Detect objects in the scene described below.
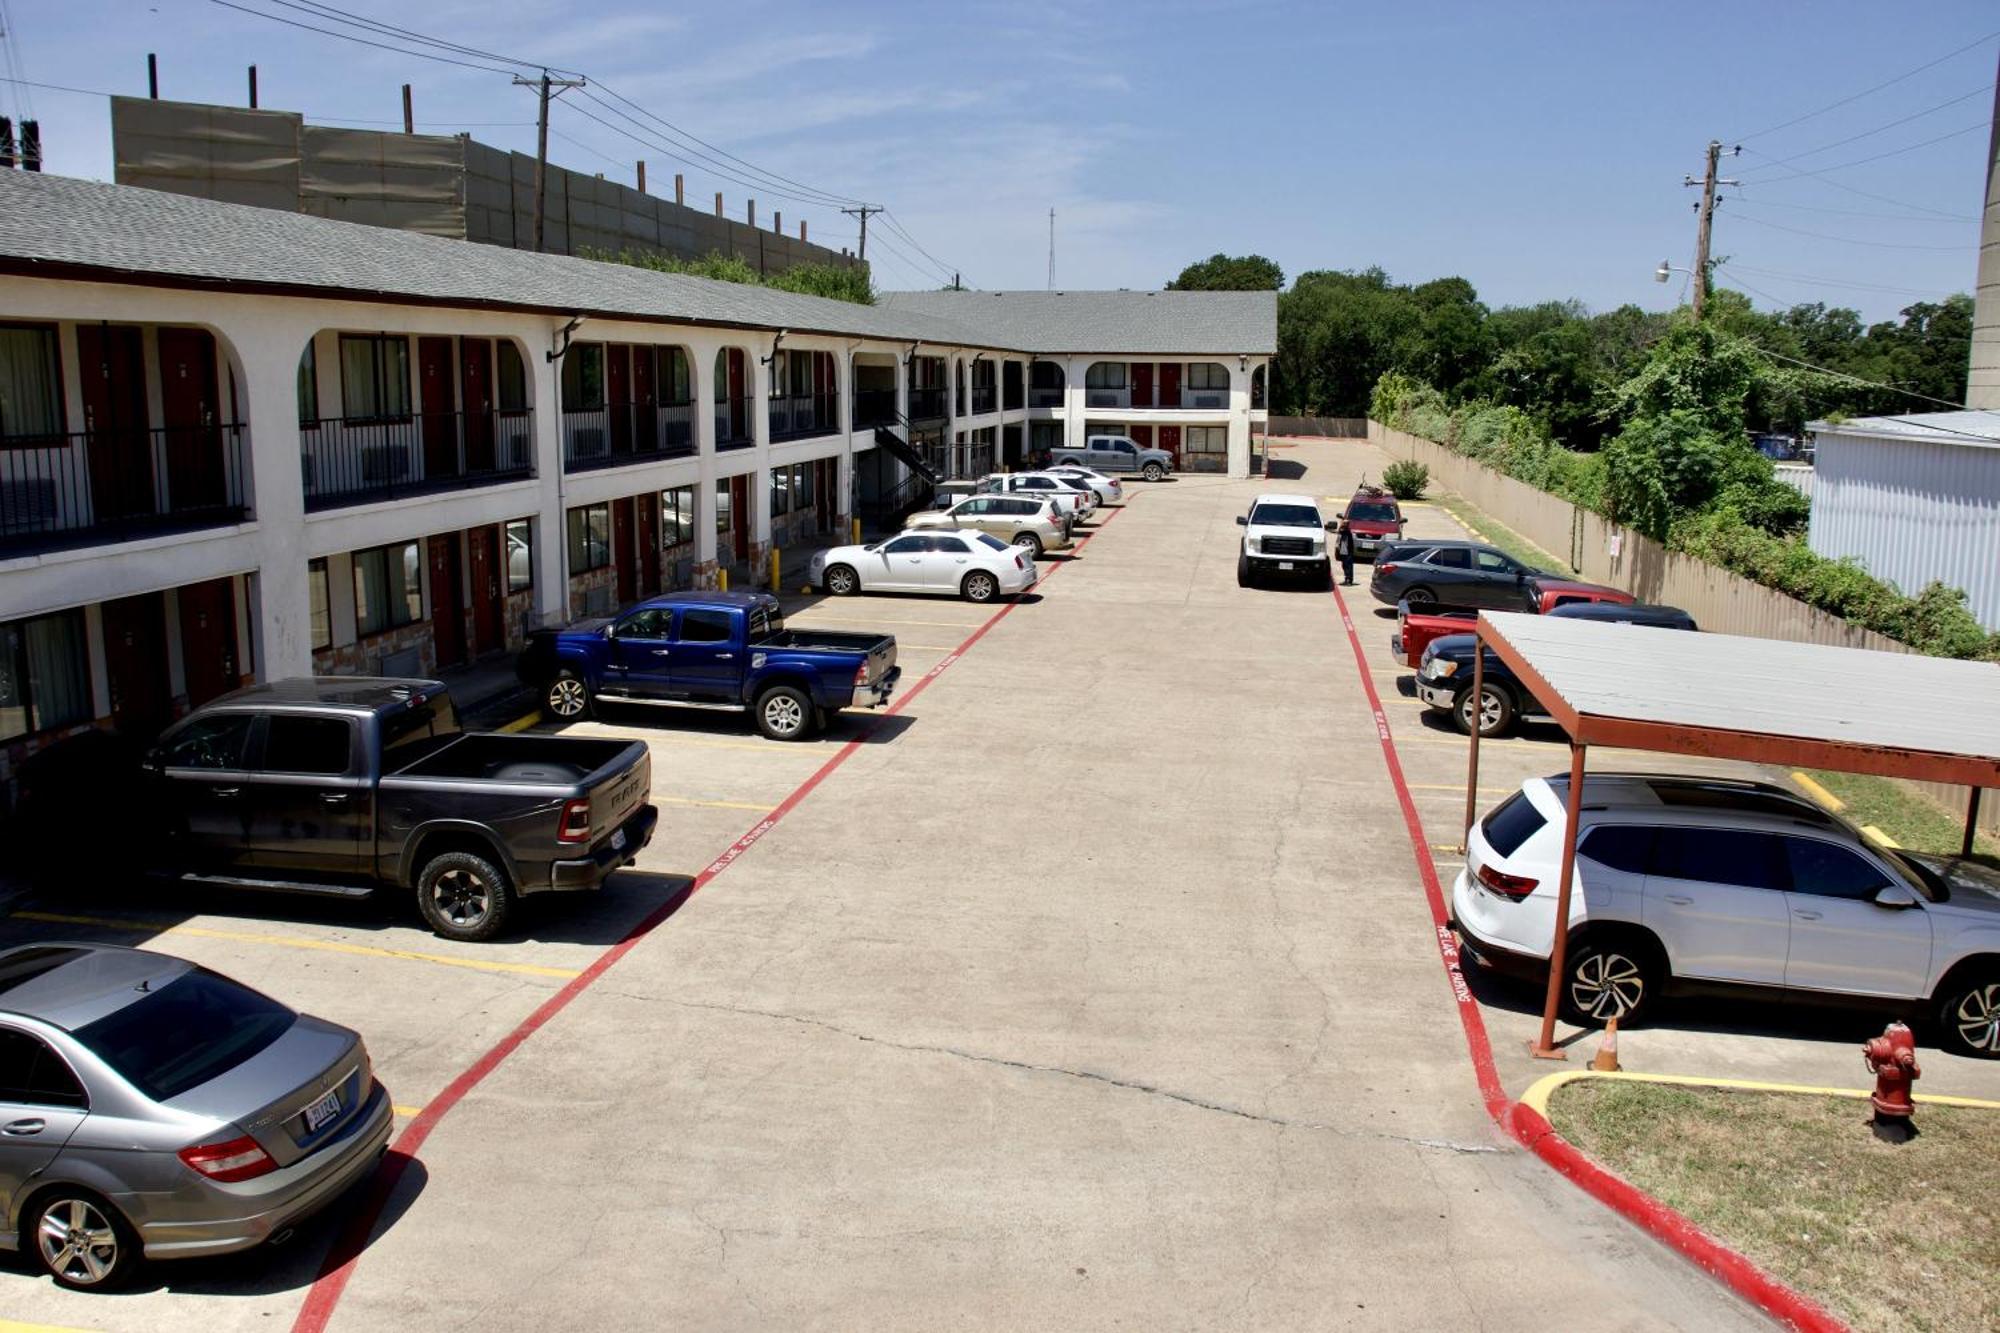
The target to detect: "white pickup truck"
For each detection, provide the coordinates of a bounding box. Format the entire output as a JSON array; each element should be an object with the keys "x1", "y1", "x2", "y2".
[
  {"x1": 1049, "y1": 434, "x2": 1174, "y2": 481},
  {"x1": 1236, "y1": 492, "x2": 1336, "y2": 588}
]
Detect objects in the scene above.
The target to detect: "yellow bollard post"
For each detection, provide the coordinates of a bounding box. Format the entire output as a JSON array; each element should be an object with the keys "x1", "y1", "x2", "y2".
[
  {"x1": 769, "y1": 547, "x2": 781, "y2": 594},
  {"x1": 851, "y1": 517, "x2": 862, "y2": 545},
  {"x1": 718, "y1": 567, "x2": 728, "y2": 592}
]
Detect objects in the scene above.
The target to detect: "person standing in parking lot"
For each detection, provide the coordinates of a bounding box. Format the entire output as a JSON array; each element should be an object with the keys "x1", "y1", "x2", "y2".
[{"x1": 1335, "y1": 517, "x2": 1355, "y2": 585}]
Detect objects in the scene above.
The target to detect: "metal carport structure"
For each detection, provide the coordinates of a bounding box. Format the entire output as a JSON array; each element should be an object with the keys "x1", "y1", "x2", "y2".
[{"x1": 1460, "y1": 610, "x2": 2000, "y2": 1058}]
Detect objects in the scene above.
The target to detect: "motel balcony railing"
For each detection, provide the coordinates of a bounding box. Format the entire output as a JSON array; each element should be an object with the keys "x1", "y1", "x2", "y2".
[
  {"x1": 0, "y1": 423, "x2": 249, "y2": 555},
  {"x1": 301, "y1": 410, "x2": 534, "y2": 511}
]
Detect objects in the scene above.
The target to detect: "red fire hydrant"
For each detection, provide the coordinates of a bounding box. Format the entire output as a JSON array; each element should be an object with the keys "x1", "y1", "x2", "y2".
[{"x1": 1862, "y1": 1021, "x2": 1921, "y2": 1142}]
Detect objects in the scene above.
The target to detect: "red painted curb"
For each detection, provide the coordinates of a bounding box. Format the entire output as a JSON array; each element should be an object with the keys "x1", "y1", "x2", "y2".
[
  {"x1": 1325, "y1": 579, "x2": 1848, "y2": 1333},
  {"x1": 291, "y1": 504, "x2": 1126, "y2": 1332}
]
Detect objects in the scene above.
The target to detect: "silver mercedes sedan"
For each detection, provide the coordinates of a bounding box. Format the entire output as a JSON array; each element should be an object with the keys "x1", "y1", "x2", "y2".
[{"x1": 0, "y1": 943, "x2": 392, "y2": 1289}]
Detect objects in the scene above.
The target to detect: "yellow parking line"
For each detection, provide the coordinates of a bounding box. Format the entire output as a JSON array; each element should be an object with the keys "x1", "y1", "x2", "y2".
[
  {"x1": 633, "y1": 735, "x2": 803, "y2": 754},
  {"x1": 1792, "y1": 770, "x2": 1845, "y2": 813},
  {"x1": 1520, "y1": 1068, "x2": 2000, "y2": 1118},
  {"x1": 0, "y1": 1320, "x2": 105, "y2": 1333},
  {"x1": 656, "y1": 796, "x2": 773, "y2": 812},
  {"x1": 496, "y1": 711, "x2": 542, "y2": 734},
  {"x1": 788, "y1": 613, "x2": 986, "y2": 630},
  {"x1": 393, "y1": 1104, "x2": 424, "y2": 1118},
  {"x1": 1408, "y1": 783, "x2": 1516, "y2": 794},
  {"x1": 10, "y1": 911, "x2": 582, "y2": 980}
]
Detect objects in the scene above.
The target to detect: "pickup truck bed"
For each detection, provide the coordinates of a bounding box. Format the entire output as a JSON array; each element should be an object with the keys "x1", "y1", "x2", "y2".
[{"x1": 392, "y1": 734, "x2": 638, "y2": 785}]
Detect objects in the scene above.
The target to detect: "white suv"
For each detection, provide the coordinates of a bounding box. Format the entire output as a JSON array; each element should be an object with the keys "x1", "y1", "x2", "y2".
[
  {"x1": 1236, "y1": 492, "x2": 1334, "y2": 588},
  {"x1": 1452, "y1": 774, "x2": 2000, "y2": 1056}
]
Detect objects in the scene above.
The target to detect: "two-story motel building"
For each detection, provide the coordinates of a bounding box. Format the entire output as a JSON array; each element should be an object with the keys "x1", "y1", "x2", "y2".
[{"x1": 0, "y1": 171, "x2": 1273, "y2": 788}]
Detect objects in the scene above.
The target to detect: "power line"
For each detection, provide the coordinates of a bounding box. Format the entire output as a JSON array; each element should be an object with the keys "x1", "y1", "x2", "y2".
[
  {"x1": 879, "y1": 209, "x2": 959, "y2": 284},
  {"x1": 1723, "y1": 210, "x2": 1977, "y2": 251},
  {"x1": 206, "y1": 0, "x2": 521, "y2": 75},
  {"x1": 1743, "y1": 83, "x2": 1991, "y2": 171},
  {"x1": 1722, "y1": 193, "x2": 1980, "y2": 224},
  {"x1": 1735, "y1": 119, "x2": 1989, "y2": 184},
  {"x1": 585, "y1": 82, "x2": 864, "y2": 207},
  {"x1": 260, "y1": 0, "x2": 567, "y2": 76},
  {"x1": 1734, "y1": 148, "x2": 1978, "y2": 220},
  {"x1": 1721, "y1": 261, "x2": 1958, "y2": 297},
  {"x1": 0, "y1": 71, "x2": 527, "y2": 128},
  {"x1": 1729, "y1": 26, "x2": 2000, "y2": 143}
]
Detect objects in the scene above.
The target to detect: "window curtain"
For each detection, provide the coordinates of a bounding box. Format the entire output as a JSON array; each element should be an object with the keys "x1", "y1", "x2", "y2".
[
  {"x1": 24, "y1": 612, "x2": 91, "y2": 731},
  {"x1": 0, "y1": 327, "x2": 62, "y2": 439}
]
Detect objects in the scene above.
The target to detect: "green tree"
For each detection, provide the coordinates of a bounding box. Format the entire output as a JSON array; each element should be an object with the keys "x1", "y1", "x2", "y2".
[{"x1": 1165, "y1": 253, "x2": 1284, "y2": 290}]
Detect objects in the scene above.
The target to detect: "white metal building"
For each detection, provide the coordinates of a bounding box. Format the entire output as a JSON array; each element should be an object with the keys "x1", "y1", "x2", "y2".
[{"x1": 1805, "y1": 412, "x2": 2000, "y2": 631}]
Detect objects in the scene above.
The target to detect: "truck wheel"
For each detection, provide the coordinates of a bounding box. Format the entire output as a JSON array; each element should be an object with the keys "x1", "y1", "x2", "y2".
[
  {"x1": 1011, "y1": 531, "x2": 1044, "y2": 557},
  {"x1": 28, "y1": 1190, "x2": 139, "y2": 1291},
  {"x1": 755, "y1": 685, "x2": 815, "y2": 741},
  {"x1": 1454, "y1": 683, "x2": 1514, "y2": 738},
  {"x1": 416, "y1": 850, "x2": 514, "y2": 942},
  {"x1": 1142, "y1": 462, "x2": 1165, "y2": 481},
  {"x1": 962, "y1": 570, "x2": 999, "y2": 603},
  {"x1": 1936, "y1": 966, "x2": 2000, "y2": 1057},
  {"x1": 545, "y1": 671, "x2": 591, "y2": 721},
  {"x1": 1236, "y1": 553, "x2": 1251, "y2": 587},
  {"x1": 824, "y1": 563, "x2": 859, "y2": 596}
]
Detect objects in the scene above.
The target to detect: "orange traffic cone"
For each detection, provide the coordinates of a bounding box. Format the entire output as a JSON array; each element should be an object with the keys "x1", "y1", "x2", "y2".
[{"x1": 1591, "y1": 1017, "x2": 1622, "y2": 1072}]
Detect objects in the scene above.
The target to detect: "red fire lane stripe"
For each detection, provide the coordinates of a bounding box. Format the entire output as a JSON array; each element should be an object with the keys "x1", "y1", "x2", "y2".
[
  {"x1": 1324, "y1": 579, "x2": 1844, "y2": 1333},
  {"x1": 292, "y1": 505, "x2": 1126, "y2": 1333}
]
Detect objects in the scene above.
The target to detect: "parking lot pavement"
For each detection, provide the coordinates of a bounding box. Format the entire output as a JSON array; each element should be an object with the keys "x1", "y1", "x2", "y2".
[{"x1": 229, "y1": 444, "x2": 1757, "y2": 1333}]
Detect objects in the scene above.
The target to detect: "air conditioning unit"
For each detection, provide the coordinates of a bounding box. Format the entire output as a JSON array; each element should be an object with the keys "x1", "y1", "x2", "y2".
[
  {"x1": 0, "y1": 478, "x2": 58, "y2": 531},
  {"x1": 1192, "y1": 393, "x2": 1224, "y2": 408},
  {"x1": 569, "y1": 427, "x2": 607, "y2": 460},
  {"x1": 1087, "y1": 392, "x2": 1118, "y2": 408}
]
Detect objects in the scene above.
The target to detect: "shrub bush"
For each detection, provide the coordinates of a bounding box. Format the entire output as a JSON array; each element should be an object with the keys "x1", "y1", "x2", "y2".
[{"x1": 1381, "y1": 460, "x2": 1429, "y2": 499}]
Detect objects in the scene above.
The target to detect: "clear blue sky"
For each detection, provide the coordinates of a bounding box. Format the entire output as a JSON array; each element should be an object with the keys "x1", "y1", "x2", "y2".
[{"x1": 6, "y1": 0, "x2": 1996, "y2": 321}]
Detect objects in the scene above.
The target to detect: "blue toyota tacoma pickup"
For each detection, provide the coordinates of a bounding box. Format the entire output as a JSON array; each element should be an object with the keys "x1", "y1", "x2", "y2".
[{"x1": 517, "y1": 591, "x2": 900, "y2": 741}]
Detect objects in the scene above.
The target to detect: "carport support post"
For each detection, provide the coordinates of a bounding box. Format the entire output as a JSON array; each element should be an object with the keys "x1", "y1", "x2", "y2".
[
  {"x1": 1462, "y1": 632, "x2": 1484, "y2": 851},
  {"x1": 1966, "y1": 786, "x2": 1985, "y2": 857},
  {"x1": 1532, "y1": 741, "x2": 1589, "y2": 1060}
]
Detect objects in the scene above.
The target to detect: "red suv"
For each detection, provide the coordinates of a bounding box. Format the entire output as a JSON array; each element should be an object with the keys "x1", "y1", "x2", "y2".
[{"x1": 1341, "y1": 485, "x2": 1406, "y2": 559}]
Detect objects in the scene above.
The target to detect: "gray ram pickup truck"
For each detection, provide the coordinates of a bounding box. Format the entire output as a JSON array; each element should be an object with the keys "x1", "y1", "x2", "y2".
[{"x1": 139, "y1": 678, "x2": 656, "y2": 940}]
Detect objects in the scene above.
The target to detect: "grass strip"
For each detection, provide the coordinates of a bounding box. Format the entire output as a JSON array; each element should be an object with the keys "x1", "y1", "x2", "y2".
[{"x1": 1550, "y1": 1080, "x2": 1999, "y2": 1333}]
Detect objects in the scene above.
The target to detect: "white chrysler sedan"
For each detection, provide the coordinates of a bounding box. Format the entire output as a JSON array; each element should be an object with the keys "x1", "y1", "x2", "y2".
[{"x1": 812, "y1": 530, "x2": 1039, "y2": 603}]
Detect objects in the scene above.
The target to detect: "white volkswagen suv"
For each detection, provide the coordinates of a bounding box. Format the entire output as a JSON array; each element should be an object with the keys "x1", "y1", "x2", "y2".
[{"x1": 1451, "y1": 773, "x2": 2000, "y2": 1056}]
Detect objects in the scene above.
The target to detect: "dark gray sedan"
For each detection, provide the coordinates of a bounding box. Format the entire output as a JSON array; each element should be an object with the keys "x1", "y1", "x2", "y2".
[
  {"x1": 1369, "y1": 541, "x2": 1544, "y2": 609},
  {"x1": 0, "y1": 944, "x2": 390, "y2": 1289}
]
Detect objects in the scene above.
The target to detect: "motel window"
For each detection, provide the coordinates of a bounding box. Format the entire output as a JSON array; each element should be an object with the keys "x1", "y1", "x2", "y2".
[
  {"x1": 498, "y1": 342, "x2": 528, "y2": 413},
  {"x1": 506, "y1": 518, "x2": 534, "y2": 593},
  {"x1": 665, "y1": 348, "x2": 693, "y2": 406},
  {"x1": 661, "y1": 486, "x2": 695, "y2": 549},
  {"x1": 296, "y1": 340, "x2": 320, "y2": 426},
  {"x1": 1186, "y1": 426, "x2": 1228, "y2": 457},
  {"x1": 561, "y1": 343, "x2": 605, "y2": 413},
  {"x1": 794, "y1": 463, "x2": 813, "y2": 511},
  {"x1": 567, "y1": 503, "x2": 610, "y2": 574},
  {"x1": 1084, "y1": 363, "x2": 1127, "y2": 390},
  {"x1": 715, "y1": 479, "x2": 733, "y2": 535},
  {"x1": 0, "y1": 324, "x2": 63, "y2": 441},
  {"x1": 353, "y1": 540, "x2": 422, "y2": 637},
  {"x1": 770, "y1": 469, "x2": 791, "y2": 518},
  {"x1": 338, "y1": 335, "x2": 412, "y2": 422},
  {"x1": 1187, "y1": 363, "x2": 1230, "y2": 391},
  {"x1": 0, "y1": 609, "x2": 91, "y2": 742},
  {"x1": 308, "y1": 559, "x2": 331, "y2": 650}
]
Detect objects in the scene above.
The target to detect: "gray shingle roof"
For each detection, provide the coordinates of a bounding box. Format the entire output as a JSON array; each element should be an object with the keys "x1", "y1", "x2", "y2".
[
  {"x1": 876, "y1": 288, "x2": 1277, "y2": 355},
  {"x1": 0, "y1": 171, "x2": 1274, "y2": 357}
]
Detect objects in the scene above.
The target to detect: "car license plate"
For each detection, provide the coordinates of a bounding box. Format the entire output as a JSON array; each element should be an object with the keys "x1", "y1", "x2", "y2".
[
  {"x1": 303, "y1": 1087, "x2": 341, "y2": 1133},
  {"x1": 1278, "y1": 561, "x2": 1295, "y2": 571},
  {"x1": 610, "y1": 828, "x2": 626, "y2": 852}
]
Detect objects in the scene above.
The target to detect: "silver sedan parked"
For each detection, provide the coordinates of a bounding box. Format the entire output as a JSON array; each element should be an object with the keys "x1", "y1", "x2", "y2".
[{"x1": 0, "y1": 944, "x2": 392, "y2": 1289}]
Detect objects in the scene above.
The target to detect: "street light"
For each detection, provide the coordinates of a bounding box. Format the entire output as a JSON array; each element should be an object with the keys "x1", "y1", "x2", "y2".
[{"x1": 1654, "y1": 259, "x2": 1694, "y2": 284}]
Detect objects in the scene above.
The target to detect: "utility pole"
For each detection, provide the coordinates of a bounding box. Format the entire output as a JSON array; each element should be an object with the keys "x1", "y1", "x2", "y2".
[
  {"x1": 841, "y1": 204, "x2": 882, "y2": 261},
  {"x1": 1685, "y1": 139, "x2": 1741, "y2": 319},
  {"x1": 514, "y1": 69, "x2": 586, "y2": 253}
]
